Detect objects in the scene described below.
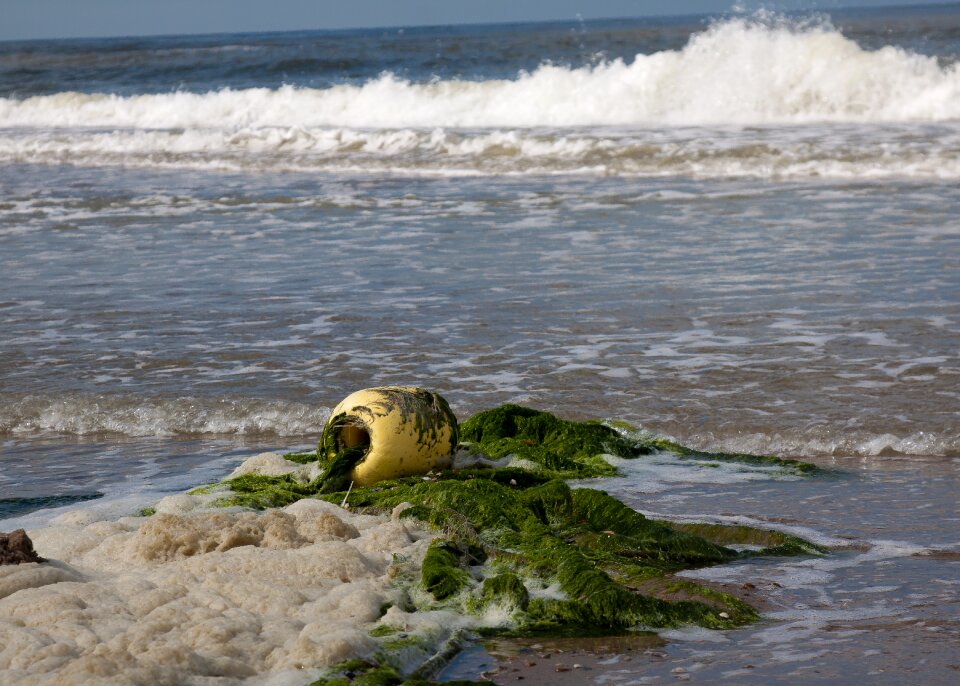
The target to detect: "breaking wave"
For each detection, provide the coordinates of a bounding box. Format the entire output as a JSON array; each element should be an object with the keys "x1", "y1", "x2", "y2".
[
  {"x1": 0, "y1": 395, "x2": 330, "y2": 437},
  {"x1": 672, "y1": 428, "x2": 960, "y2": 459},
  {"x1": 1, "y1": 124, "x2": 959, "y2": 179},
  {"x1": 1, "y1": 16, "x2": 959, "y2": 178},
  {"x1": 3, "y1": 394, "x2": 956, "y2": 456},
  {"x1": 3, "y1": 18, "x2": 960, "y2": 128}
]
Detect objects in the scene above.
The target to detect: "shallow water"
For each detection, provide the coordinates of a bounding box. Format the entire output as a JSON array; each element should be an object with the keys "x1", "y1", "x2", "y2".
[
  {"x1": 440, "y1": 453, "x2": 960, "y2": 684},
  {"x1": 2, "y1": 167, "x2": 957, "y2": 458},
  {"x1": 0, "y1": 436, "x2": 286, "y2": 519}
]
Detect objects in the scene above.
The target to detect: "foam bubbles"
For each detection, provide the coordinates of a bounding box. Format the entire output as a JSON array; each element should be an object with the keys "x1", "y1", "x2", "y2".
[
  {"x1": 227, "y1": 451, "x2": 306, "y2": 479},
  {"x1": 0, "y1": 395, "x2": 331, "y2": 437},
  {"x1": 677, "y1": 427, "x2": 960, "y2": 458},
  {"x1": 0, "y1": 496, "x2": 432, "y2": 684},
  {"x1": 1, "y1": 18, "x2": 959, "y2": 179},
  {"x1": 2, "y1": 20, "x2": 958, "y2": 130}
]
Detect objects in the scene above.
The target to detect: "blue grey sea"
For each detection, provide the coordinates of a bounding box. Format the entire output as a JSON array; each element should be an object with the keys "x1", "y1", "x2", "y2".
[{"x1": 1, "y1": 5, "x2": 959, "y2": 684}]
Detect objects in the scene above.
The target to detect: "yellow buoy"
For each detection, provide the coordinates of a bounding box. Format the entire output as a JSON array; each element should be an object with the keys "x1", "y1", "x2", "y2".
[{"x1": 319, "y1": 386, "x2": 459, "y2": 486}]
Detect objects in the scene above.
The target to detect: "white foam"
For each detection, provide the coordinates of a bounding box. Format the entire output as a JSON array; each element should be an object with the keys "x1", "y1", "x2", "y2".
[
  {"x1": 1, "y1": 119, "x2": 958, "y2": 180},
  {"x1": 0, "y1": 496, "x2": 434, "y2": 685},
  {"x1": 226, "y1": 451, "x2": 322, "y2": 481},
  {"x1": 1, "y1": 17, "x2": 959, "y2": 179},
  {"x1": 676, "y1": 428, "x2": 960, "y2": 458},
  {"x1": 3, "y1": 19, "x2": 958, "y2": 130},
  {"x1": 580, "y1": 451, "x2": 800, "y2": 497},
  {"x1": 0, "y1": 395, "x2": 330, "y2": 437}
]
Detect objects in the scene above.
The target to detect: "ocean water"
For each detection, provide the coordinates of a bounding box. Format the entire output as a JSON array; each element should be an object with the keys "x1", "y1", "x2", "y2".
[{"x1": 1, "y1": 4, "x2": 959, "y2": 684}]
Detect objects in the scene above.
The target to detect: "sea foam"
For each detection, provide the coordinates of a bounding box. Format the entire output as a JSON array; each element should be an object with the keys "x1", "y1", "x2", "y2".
[
  {"x1": 3, "y1": 393, "x2": 958, "y2": 457},
  {"x1": 2, "y1": 18, "x2": 958, "y2": 129},
  {"x1": 1, "y1": 17, "x2": 959, "y2": 178},
  {"x1": 0, "y1": 394, "x2": 330, "y2": 437},
  {"x1": 0, "y1": 464, "x2": 436, "y2": 685}
]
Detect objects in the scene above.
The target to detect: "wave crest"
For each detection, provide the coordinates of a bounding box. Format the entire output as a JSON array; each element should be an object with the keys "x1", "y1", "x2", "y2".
[
  {"x1": 0, "y1": 395, "x2": 330, "y2": 437},
  {"x1": 1, "y1": 17, "x2": 959, "y2": 177},
  {"x1": 3, "y1": 394, "x2": 956, "y2": 457},
  {"x1": 1, "y1": 123, "x2": 957, "y2": 179},
  {"x1": 2, "y1": 17, "x2": 958, "y2": 129},
  {"x1": 676, "y1": 428, "x2": 960, "y2": 459}
]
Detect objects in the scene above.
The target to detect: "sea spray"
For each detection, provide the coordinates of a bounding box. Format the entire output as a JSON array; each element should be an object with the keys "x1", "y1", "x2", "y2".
[
  {"x1": 2, "y1": 18, "x2": 958, "y2": 129},
  {"x1": 1, "y1": 16, "x2": 959, "y2": 179}
]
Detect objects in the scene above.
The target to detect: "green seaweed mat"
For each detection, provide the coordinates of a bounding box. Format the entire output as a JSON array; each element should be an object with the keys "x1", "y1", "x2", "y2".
[{"x1": 194, "y1": 404, "x2": 824, "y2": 685}]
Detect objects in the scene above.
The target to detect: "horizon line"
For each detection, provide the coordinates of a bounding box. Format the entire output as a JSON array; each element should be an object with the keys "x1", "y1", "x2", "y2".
[{"x1": 2, "y1": 1, "x2": 958, "y2": 45}]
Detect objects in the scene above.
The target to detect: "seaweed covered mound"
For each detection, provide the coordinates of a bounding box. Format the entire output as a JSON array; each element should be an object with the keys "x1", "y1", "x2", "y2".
[
  {"x1": 458, "y1": 404, "x2": 648, "y2": 477},
  {"x1": 323, "y1": 475, "x2": 762, "y2": 632},
  {"x1": 325, "y1": 471, "x2": 819, "y2": 632},
  {"x1": 191, "y1": 404, "x2": 823, "y2": 636},
  {"x1": 172, "y1": 403, "x2": 829, "y2": 685},
  {"x1": 460, "y1": 404, "x2": 819, "y2": 476}
]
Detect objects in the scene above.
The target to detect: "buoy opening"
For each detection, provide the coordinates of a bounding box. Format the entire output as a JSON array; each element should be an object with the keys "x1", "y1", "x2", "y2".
[{"x1": 338, "y1": 423, "x2": 371, "y2": 451}]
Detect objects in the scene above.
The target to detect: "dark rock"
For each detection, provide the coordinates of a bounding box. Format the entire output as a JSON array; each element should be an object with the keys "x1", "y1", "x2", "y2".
[{"x1": 0, "y1": 529, "x2": 45, "y2": 565}]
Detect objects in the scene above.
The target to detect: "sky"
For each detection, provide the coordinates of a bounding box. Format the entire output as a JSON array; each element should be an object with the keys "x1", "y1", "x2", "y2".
[{"x1": 1, "y1": 0, "x2": 956, "y2": 41}]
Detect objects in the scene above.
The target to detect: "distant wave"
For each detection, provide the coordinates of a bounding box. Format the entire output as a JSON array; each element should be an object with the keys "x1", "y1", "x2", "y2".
[
  {"x1": 2, "y1": 123, "x2": 959, "y2": 179},
  {"x1": 1, "y1": 17, "x2": 959, "y2": 178},
  {"x1": 2, "y1": 18, "x2": 959, "y2": 129},
  {"x1": 0, "y1": 395, "x2": 330, "y2": 437}
]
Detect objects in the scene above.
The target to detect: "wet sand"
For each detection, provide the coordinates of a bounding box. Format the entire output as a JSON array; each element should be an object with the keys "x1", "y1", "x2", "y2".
[
  {"x1": 444, "y1": 634, "x2": 671, "y2": 685},
  {"x1": 439, "y1": 453, "x2": 960, "y2": 685}
]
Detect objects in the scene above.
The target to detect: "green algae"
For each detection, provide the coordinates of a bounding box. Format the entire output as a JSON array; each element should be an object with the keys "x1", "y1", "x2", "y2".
[
  {"x1": 193, "y1": 404, "x2": 823, "y2": 635},
  {"x1": 670, "y1": 521, "x2": 827, "y2": 556},
  {"x1": 421, "y1": 540, "x2": 472, "y2": 601},
  {"x1": 186, "y1": 483, "x2": 221, "y2": 496},
  {"x1": 460, "y1": 404, "x2": 818, "y2": 476},
  {"x1": 459, "y1": 404, "x2": 646, "y2": 477},
  {"x1": 477, "y1": 572, "x2": 529, "y2": 612},
  {"x1": 369, "y1": 625, "x2": 400, "y2": 638},
  {"x1": 317, "y1": 476, "x2": 760, "y2": 633},
  {"x1": 304, "y1": 661, "x2": 403, "y2": 686},
  {"x1": 209, "y1": 446, "x2": 366, "y2": 508},
  {"x1": 211, "y1": 473, "x2": 321, "y2": 509},
  {"x1": 284, "y1": 450, "x2": 320, "y2": 464}
]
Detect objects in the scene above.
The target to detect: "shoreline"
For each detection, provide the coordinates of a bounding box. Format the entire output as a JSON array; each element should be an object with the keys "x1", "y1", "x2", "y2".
[
  {"x1": 441, "y1": 634, "x2": 672, "y2": 684},
  {"x1": 1, "y1": 405, "x2": 827, "y2": 685}
]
